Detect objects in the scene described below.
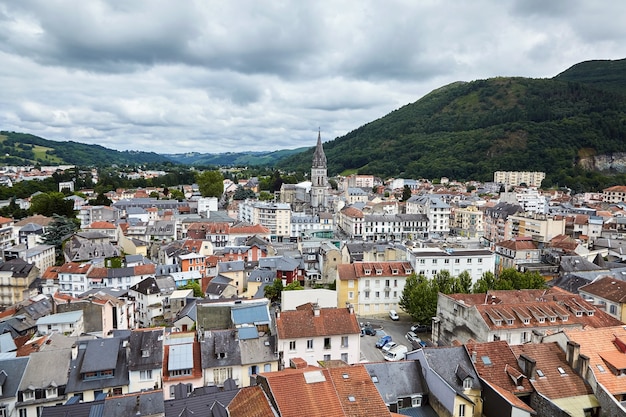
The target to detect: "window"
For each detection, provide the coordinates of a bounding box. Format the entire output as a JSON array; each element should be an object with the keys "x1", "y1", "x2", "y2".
[
  {"x1": 142, "y1": 349, "x2": 150, "y2": 358},
  {"x1": 419, "y1": 259, "x2": 425, "y2": 264},
  {"x1": 348, "y1": 280, "x2": 354, "y2": 288},
  {"x1": 459, "y1": 404, "x2": 466, "y2": 417},
  {"x1": 0, "y1": 406, "x2": 7, "y2": 417},
  {"x1": 46, "y1": 387, "x2": 58, "y2": 398},
  {"x1": 467, "y1": 258, "x2": 472, "y2": 263},
  {"x1": 248, "y1": 365, "x2": 258, "y2": 376},
  {"x1": 264, "y1": 363, "x2": 271, "y2": 372},
  {"x1": 610, "y1": 304, "x2": 617, "y2": 315},
  {"x1": 463, "y1": 378, "x2": 472, "y2": 389},
  {"x1": 112, "y1": 388, "x2": 122, "y2": 396},
  {"x1": 364, "y1": 291, "x2": 370, "y2": 299},
  {"x1": 19, "y1": 409, "x2": 27, "y2": 417},
  {"x1": 307, "y1": 339, "x2": 314, "y2": 350},
  {"x1": 375, "y1": 291, "x2": 380, "y2": 298},
  {"x1": 348, "y1": 291, "x2": 354, "y2": 299},
  {"x1": 385, "y1": 279, "x2": 390, "y2": 287},
  {"x1": 23, "y1": 390, "x2": 34, "y2": 401},
  {"x1": 455, "y1": 259, "x2": 460, "y2": 264},
  {"x1": 324, "y1": 337, "x2": 331, "y2": 350},
  {"x1": 341, "y1": 336, "x2": 348, "y2": 348},
  {"x1": 324, "y1": 354, "x2": 331, "y2": 361},
  {"x1": 289, "y1": 341, "x2": 296, "y2": 351},
  {"x1": 170, "y1": 369, "x2": 192, "y2": 377},
  {"x1": 213, "y1": 367, "x2": 232, "y2": 385},
  {"x1": 444, "y1": 259, "x2": 450, "y2": 264},
  {"x1": 365, "y1": 279, "x2": 370, "y2": 287},
  {"x1": 140, "y1": 370, "x2": 153, "y2": 381},
  {"x1": 341, "y1": 353, "x2": 348, "y2": 362}
]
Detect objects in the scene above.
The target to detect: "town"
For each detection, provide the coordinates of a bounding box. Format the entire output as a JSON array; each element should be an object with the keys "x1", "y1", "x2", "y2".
[{"x1": 1, "y1": 134, "x2": 625, "y2": 417}]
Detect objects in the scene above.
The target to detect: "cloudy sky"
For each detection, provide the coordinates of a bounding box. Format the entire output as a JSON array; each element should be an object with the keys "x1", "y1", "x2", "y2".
[{"x1": 1, "y1": 1, "x2": 625, "y2": 155}]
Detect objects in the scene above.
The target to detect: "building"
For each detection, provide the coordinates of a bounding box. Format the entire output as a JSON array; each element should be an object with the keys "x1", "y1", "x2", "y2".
[
  {"x1": 0, "y1": 258, "x2": 39, "y2": 306},
  {"x1": 275, "y1": 303, "x2": 361, "y2": 369},
  {"x1": 337, "y1": 261, "x2": 414, "y2": 316},
  {"x1": 36, "y1": 310, "x2": 84, "y2": 336},
  {"x1": 407, "y1": 247, "x2": 495, "y2": 286},
  {"x1": 127, "y1": 328, "x2": 165, "y2": 393},
  {"x1": 238, "y1": 201, "x2": 291, "y2": 242},
  {"x1": 494, "y1": 171, "x2": 545, "y2": 188},
  {"x1": 452, "y1": 205, "x2": 484, "y2": 238},
  {"x1": 406, "y1": 195, "x2": 451, "y2": 238},
  {"x1": 493, "y1": 237, "x2": 541, "y2": 276},
  {"x1": 508, "y1": 213, "x2": 566, "y2": 244},
  {"x1": 602, "y1": 185, "x2": 626, "y2": 204},
  {"x1": 578, "y1": 275, "x2": 626, "y2": 322},
  {"x1": 311, "y1": 130, "x2": 329, "y2": 210},
  {"x1": 433, "y1": 289, "x2": 623, "y2": 347}
]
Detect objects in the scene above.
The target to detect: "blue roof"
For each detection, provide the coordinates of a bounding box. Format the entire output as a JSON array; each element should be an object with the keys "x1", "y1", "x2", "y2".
[
  {"x1": 231, "y1": 304, "x2": 270, "y2": 325},
  {"x1": 237, "y1": 327, "x2": 259, "y2": 340}
]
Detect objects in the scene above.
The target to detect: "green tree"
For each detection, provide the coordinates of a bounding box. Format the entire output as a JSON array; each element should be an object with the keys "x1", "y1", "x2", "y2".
[
  {"x1": 30, "y1": 192, "x2": 75, "y2": 217},
  {"x1": 196, "y1": 170, "x2": 224, "y2": 197},
  {"x1": 399, "y1": 273, "x2": 438, "y2": 324},
  {"x1": 455, "y1": 271, "x2": 473, "y2": 293},
  {"x1": 284, "y1": 281, "x2": 304, "y2": 291},
  {"x1": 181, "y1": 281, "x2": 204, "y2": 298},
  {"x1": 264, "y1": 279, "x2": 284, "y2": 303},
  {"x1": 258, "y1": 191, "x2": 273, "y2": 201},
  {"x1": 169, "y1": 189, "x2": 185, "y2": 201},
  {"x1": 42, "y1": 214, "x2": 79, "y2": 264},
  {"x1": 401, "y1": 185, "x2": 412, "y2": 201},
  {"x1": 233, "y1": 186, "x2": 257, "y2": 200}
]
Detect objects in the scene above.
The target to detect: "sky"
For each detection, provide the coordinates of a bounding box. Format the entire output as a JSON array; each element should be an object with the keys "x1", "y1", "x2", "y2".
[{"x1": 1, "y1": 1, "x2": 625, "y2": 156}]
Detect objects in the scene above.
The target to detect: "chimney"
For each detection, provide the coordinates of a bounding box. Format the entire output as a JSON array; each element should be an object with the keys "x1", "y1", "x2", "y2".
[
  {"x1": 346, "y1": 303, "x2": 354, "y2": 315},
  {"x1": 313, "y1": 303, "x2": 320, "y2": 317},
  {"x1": 471, "y1": 351, "x2": 477, "y2": 363},
  {"x1": 566, "y1": 340, "x2": 581, "y2": 369},
  {"x1": 578, "y1": 353, "x2": 590, "y2": 380},
  {"x1": 518, "y1": 354, "x2": 537, "y2": 380},
  {"x1": 71, "y1": 343, "x2": 78, "y2": 360}
]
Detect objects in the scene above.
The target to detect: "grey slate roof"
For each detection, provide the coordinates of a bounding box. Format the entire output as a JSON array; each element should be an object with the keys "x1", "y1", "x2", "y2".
[
  {"x1": 231, "y1": 304, "x2": 270, "y2": 326},
  {"x1": 363, "y1": 361, "x2": 428, "y2": 406},
  {"x1": 19, "y1": 348, "x2": 71, "y2": 391},
  {"x1": 164, "y1": 384, "x2": 239, "y2": 417},
  {"x1": 239, "y1": 334, "x2": 276, "y2": 365},
  {"x1": 102, "y1": 390, "x2": 164, "y2": 417},
  {"x1": 200, "y1": 329, "x2": 242, "y2": 369},
  {"x1": 128, "y1": 328, "x2": 164, "y2": 372},
  {"x1": 66, "y1": 336, "x2": 130, "y2": 393},
  {"x1": 0, "y1": 356, "x2": 28, "y2": 400}
]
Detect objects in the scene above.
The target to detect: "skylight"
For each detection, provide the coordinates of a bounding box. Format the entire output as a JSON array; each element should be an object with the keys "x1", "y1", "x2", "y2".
[
  {"x1": 481, "y1": 356, "x2": 492, "y2": 366},
  {"x1": 348, "y1": 396, "x2": 356, "y2": 402},
  {"x1": 536, "y1": 369, "x2": 545, "y2": 378},
  {"x1": 557, "y1": 367, "x2": 566, "y2": 375}
]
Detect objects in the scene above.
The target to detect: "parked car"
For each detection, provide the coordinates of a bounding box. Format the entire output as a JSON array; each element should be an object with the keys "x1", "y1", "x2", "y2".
[
  {"x1": 405, "y1": 331, "x2": 420, "y2": 344},
  {"x1": 381, "y1": 341, "x2": 398, "y2": 353},
  {"x1": 375, "y1": 335, "x2": 392, "y2": 349},
  {"x1": 389, "y1": 310, "x2": 399, "y2": 321},
  {"x1": 410, "y1": 323, "x2": 432, "y2": 333},
  {"x1": 361, "y1": 326, "x2": 377, "y2": 336},
  {"x1": 384, "y1": 344, "x2": 408, "y2": 361}
]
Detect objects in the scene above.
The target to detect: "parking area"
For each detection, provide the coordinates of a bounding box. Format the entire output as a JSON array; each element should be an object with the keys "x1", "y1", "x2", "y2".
[{"x1": 358, "y1": 313, "x2": 431, "y2": 362}]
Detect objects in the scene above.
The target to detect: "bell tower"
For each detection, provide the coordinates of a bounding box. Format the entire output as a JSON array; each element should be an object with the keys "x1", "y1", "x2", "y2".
[{"x1": 311, "y1": 129, "x2": 328, "y2": 209}]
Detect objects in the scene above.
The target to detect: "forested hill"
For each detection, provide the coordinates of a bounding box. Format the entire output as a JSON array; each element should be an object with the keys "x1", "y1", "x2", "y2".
[
  {"x1": 0, "y1": 131, "x2": 169, "y2": 166},
  {"x1": 278, "y1": 59, "x2": 626, "y2": 190}
]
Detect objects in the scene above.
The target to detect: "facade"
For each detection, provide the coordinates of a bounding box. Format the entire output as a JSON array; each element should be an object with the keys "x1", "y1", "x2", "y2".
[
  {"x1": 508, "y1": 213, "x2": 566, "y2": 244},
  {"x1": 127, "y1": 328, "x2": 165, "y2": 393},
  {"x1": 0, "y1": 258, "x2": 39, "y2": 306},
  {"x1": 406, "y1": 195, "x2": 451, "y2": 237},
  {"x1": 276, "y1": 303, "x2": 361, "y2": 368},
  {"x1": 433, "y1": 289, "x2": 623, "y2": 347},
  {"x1": 493, "y1": 237, "x2": 541, "y2": 276},
  {"x1": 452, "y1": 205, "x2": 484, "y2": 238},
  {"x1": 578, "y1": 276, "x2": 626, "y2": 322},
  {"x1": 337, "y1": 261, "x2": 414, "y2": 316},
  {"x1": 483, "y1": 203, "x2": 523, "y2": 247},
  {"x1": 602, "y1": 185, "x2": 626, "y2": 204},
  {"x1": 407, "y1": 247, "x2": 495, "y2": 285},
  {"x1": 494, "y1": 171, "x2": 545, "y2": 188},
  {"x1": 238, "y1": 201, "x2": 291, "y2": 241},
  {"x1": 129, "y1": 276, "x2": 176, "y2": 328},
  {"x1": 36, "y1": 310, "x2": 84, "y2": 336}
]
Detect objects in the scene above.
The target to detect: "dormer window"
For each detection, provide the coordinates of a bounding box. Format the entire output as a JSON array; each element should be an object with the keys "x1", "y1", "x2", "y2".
[
  {"x1": 523, "y1": 319, "x2": 530, "y2": 325},
  {"x1": 46, "y1": 387, "x2": 58, "y2": 398},
  {"x1": 463, "y1": 377, "x2": 472, "y2": 389},
  {"x1": 576, "y1": 312, "x2": 583, "y2": 317},
  {"x1": 538, "y1": 317, "x2": 545, "y2": 323},
  {"x1": 506, "y1": 319, "x2": 514, "y2": 325},
  {"x1": 23, "y1": 390, "x2": 34, "y2": 401},
  {"x1": 364, "y1": 269, "x2": 371, "y2": 275},
  {"x1": 141, "y1": 349, "x2": 150, "y2": 358},
  {"x1": 216, "y1": 352, "x2": 227, "y2": 359},
  {"x1": 391, "y1": 268, "x2": 398, "y2": 275}
]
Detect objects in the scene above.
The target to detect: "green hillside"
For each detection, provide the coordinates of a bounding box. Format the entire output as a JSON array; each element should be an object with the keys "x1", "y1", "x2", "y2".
[
  {"x1": 0, "y1": 131, "x2": 170, "y2": 166},
  {"x1": 555, "y1": 58, "x2": 626, "y2": 95},
  {"x1": 278, "y1": 64, "x2": 626, "y2": 190},
  {"x1": 165, "y1": 147, "x2": 307, "y2": 167}
]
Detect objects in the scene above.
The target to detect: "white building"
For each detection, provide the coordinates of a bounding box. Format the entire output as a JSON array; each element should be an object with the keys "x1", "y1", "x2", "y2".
[
  {"x1": 407, "y1": 247, "x2": 495, "y2": 285},
  {"x1": 36, "y1": 310, "x2": 84, "y2": 336},
  {"x1": 406, "y1": 195, "x2": 451, "y2": 238},
  {"x1": 238, "y1": 201, "x2": 291, "y2": 241}
]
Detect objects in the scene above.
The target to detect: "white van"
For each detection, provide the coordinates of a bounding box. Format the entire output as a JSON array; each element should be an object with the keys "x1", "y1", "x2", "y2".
[{"x1": 383, "y1": 344, "x2": 408, "y2": 361}]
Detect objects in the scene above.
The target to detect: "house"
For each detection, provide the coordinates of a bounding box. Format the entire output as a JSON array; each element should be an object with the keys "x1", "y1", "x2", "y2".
[
  {"x1": 162, "y1": 332, "x2": 203, "y2": 399},
  {"x1": 433, "y1": 289, "x2": 623, "y2": 347},
  {"x1": 0, "y1": 357, "x2": 29, "y2": 417},
  {"x1": 173, "y1": 298, "x2": 197, "y2": 332},
  {"x1": 0, "y1": 258, "x2": 39, "y2": 306},
  {"x1": 36, "y1": 310, "x2": 84, "y2": 336},
  {"x1": 275, "y1": 303, "x2": 360, "y2": 368},
  {"x1": 57, "y1": 262, "x2": 93, "y2": 297},
  {"x1": 41, "y1": 389, "x2": 165, "y2": 417},
  {"x1": 511, "y1": 342, "x2": 600, "y2": 417},
  {"x1": 127, "y1": 328, "x2": 165, "y2": 393},
  {"x1": 87, "y1": 263, "x2": 156, "y2": 293},
  {"x1": 406, "y1": 195, "x2": 451, "y2": 238},
  {"x1": 545, "y1": 325, "x2": 626, "y2": 415},
  {"x1": 16, "y1": 347, "x2": 71, "y2": 417},
  {"x1": 578, "y1": 275, "x2": 626, "y2": 321},
  {"x1": 255, "y1": 361, "x2": 391, "y2": 417},
  {"x1": 410, "y1": 346, "x2": 483, "y2": 417},
  {"x1": 65, "y1": 336, "x2": 131, "y2": 402},
  {"x1": 163, "y1": 380, "x2": 241, "y2": 416},
  {"x1": 63, "y1": 232, "x2": 121, "y2": 263},
  {"x1": 464, "y1": 340, "x2": 534, "y2": 417},
  {"x1": 407, "y1": 247, "x2": 495, "y2": 286},
  {"x1": 494, "y1": 237, "x2": 541, "y2": 276},
  {"x1": 336, "y1": 261, "x2": 414, "y2": 317},
  {"x1": 129, "y1": 276, "x2": 176, "y2": 328},
  {"x1": 363, "y1": 360, "x2": 433, "y2": 414}
]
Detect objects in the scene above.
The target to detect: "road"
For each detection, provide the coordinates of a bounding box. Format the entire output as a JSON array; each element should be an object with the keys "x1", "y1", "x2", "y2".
[{"x1": 358, "y1": 314, "x2": 431, "y2": 362}]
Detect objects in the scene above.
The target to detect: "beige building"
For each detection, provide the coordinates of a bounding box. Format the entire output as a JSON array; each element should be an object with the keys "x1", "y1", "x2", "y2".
[
  {"x1": 602, "y1": 185, "x2": 626, "y2": 204},
  {"x1": 508, "y1": 212, "x2": 565, "y2": 244},
  {"x1": 453, "y1": 205, "x2": 484, "y2": 238},
  {"x1": 494, "y1": 171, "x2": 545, "y2": 188},
  {"x1": 238, "y1": 201, "x2": 291, "y2": 241}
]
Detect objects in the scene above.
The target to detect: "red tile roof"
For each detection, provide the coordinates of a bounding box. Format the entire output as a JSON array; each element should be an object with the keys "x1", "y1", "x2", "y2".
[
  {"x1": 579, "y1": 276, "x2": 626, "y2": 303},
  {"x1": 58, "y1": 262, "x2": 92, "y2": 274},
  {"x1": 511, "y1": 342, "x2": 594, "y2": 399},
  {"x1": 88, "y1": 221, "x2": 116, "y2": 229},
  {"x1": 228, "y1": 386, "x2": 275, "y2": 417},
  {"x1": 337, "y1": 261, "x2": 413, "y2": 281},
  {"x1": 276, "y1": 304, "x2": 360, "y2": 339}
]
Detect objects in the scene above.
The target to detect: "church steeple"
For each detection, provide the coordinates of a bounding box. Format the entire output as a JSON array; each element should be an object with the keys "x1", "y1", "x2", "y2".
[
  {"x1": 312, "y1": 128, "x2": 327, "y2": 169},
  {"x1": 310, "y1": 129, "x2": 328, "y2": 209}
]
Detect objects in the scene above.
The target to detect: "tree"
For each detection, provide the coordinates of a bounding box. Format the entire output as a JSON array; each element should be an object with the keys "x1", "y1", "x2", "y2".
[
  {"x1": 42, "y1": 214, "x2": 79, "y2": 264},
  {"x1": 264, "y1": 279, "x2": 284, "y2": 303},
  {"x1": 30, "y1": 192, "x2": 75, "y2": 218},
  {"x1": 258, "y1": 191, "x2": 273, "y2": 201},
  {"x1": 233, "y1": 186, "x2": 256, "y2": 200},
  {"x1": 181, "y1": 281, "x2": 204, "y2": 298},
  {"x1": 401, "y1": 185, "x2": 412, "y2": 201},
  {"x1": 399, "y1": 273, "x2": 438, "y2": 324},
  {"x1": 284, "y1": 281, "x2": 304, "y2": 291},
  {"x1": 196, "y1": 170, "x2": 224, "y2": 197}
]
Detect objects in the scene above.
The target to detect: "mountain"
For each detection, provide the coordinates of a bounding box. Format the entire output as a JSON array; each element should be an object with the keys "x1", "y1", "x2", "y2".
[
  {"x1": 277, "y1": 59, "x2": 626, "y2": 189},
  {"x1": 0, "y1": 131, "x2": 170, "y2": 166},
  {"x1": 164, "y1": 147, "x2": 307, "y2": 167}
]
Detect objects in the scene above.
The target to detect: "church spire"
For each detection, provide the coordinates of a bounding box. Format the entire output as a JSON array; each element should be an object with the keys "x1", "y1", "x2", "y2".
[{"x1": 312, "y1": 128, "x2": 327, "y2": 168}]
